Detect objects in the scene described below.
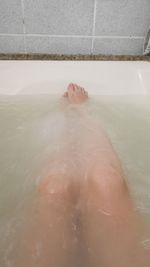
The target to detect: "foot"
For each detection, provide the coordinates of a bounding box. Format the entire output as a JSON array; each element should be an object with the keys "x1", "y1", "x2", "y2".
[{"x1": 63, "y1": 83, "x2": 88, "y2": 104}]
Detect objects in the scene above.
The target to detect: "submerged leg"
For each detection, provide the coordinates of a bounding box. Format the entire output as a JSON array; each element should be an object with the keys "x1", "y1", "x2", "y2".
[
  {"x1": 81, "y1": 143, "x2": 150, "y2": 266},
  {"x1": 64, "y1": 83, "x2": 150, "y2": 267},
  {"x1": 15, "y1": 84, "x2": 85, "y2": 267},
  {"x1": 79, "y1": 113, "x2": 150, "y2": 267},
  {"x1": 15, "y1": 83, "x2": 150, "y2": 267},
  {"x1": 15, "y1": 171, "x2": 79, "y2": 267}
]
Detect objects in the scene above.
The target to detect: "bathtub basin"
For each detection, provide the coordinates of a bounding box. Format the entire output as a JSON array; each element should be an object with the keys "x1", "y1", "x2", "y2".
[{"x1": 0, "y1": 61, "x2": 149, "y2": 95}]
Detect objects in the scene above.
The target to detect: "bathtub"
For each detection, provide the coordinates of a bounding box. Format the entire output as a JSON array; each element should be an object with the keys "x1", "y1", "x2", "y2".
[
  {"x1": 0, "y1": 61, "x2": 150, "y2": 95},
  {"x1": 0, "y1": 60, "x2": 150, "y2": 267}
]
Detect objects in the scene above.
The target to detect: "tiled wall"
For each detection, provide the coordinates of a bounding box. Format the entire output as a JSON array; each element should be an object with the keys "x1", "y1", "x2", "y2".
[{"x1": 0, "y1": 0, "x2": 150, "y2": 55}]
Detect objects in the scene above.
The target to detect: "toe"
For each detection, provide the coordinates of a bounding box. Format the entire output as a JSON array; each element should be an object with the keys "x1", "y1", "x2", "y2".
[
  {"x1": 74, "y1": 84, "x2": 83, "y2": 92},
  {"x1": 63, "y1": 92, "x2": 68, "y2": 97},
  {"x1": 67, "y1": 83, "x2": 74, "y2": 91},
  {"x1": 79, "y1": 85, "x2": 85, "y2": 92},
  {"x1": 72, "y1": 83, "x2": 76, "y2": 91},
  {"x1": 73, "y1": 83, "x2": 79, "y2": 91}
]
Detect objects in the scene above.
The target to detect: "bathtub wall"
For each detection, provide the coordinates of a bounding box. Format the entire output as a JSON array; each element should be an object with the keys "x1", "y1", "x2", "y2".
[{"x1": 0, "y1": 0, "x2": 150, "y2": 55}]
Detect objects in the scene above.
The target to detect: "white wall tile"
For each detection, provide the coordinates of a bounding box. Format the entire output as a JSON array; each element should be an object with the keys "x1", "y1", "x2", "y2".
[
  {"x1": 95, "y1": 0, "x2": 150, "y2": 37},
  {"x1": 26, "y1": 36, "x2": 92, "y2": 54},
  {"x1": 0, "y1": 0, "x2": 23, "y2": 33},
  {"x1": 24, "y1": 0, "x2": 94, "y2": 35},
  {"x1": 0, "y1": 35, "x2": 25, "y2": 53},
  {"x1": 93, "y1": 38, "x2": 144, "y2": 55}
]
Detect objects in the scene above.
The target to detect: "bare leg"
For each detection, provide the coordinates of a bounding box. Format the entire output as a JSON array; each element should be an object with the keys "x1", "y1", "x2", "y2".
[
  {"x1": 15, "y1": 172, "x2": 79, "y2": 267},
  {"x1": 15, "y1": 85, "x2": 84, "y2": 267},
  {"x1": 15, "y1": 83, "x2": 150, "y2": 267},
  {"x1": 80, "y1": 133, "x2": 150, "y2": 267},
  {"x1": 64, "y1": 84, "x2": 150, "y2": 267}
]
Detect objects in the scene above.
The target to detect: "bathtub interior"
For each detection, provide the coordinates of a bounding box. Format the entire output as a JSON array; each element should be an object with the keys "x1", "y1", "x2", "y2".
[
  {"x1": 0, "y1": 61, "x2": 150, "y2": 266},
  {"x1": 0, "y1": 61, "x2": 150, "y2": 95}
]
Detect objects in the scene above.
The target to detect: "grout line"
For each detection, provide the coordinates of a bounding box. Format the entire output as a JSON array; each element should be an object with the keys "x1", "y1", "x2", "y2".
[
  {"x1": 21, "y1": 0, "x2": 27, "y2": 53},
  {"x1": 91, "y1": 0, "x2": 97, "y2": 54},
  {"x1": 24, "y1": 34, "x2": 92, "y2": 38},
  {"x1": 92, "y1": 36, "x2": 145, "y2": 39},
  {"x1": 21, "y1": 0, "x2": 26, "y2": 34},
  {"x1": 0, "y1": 33, "x2": 145, "y2": 40}
]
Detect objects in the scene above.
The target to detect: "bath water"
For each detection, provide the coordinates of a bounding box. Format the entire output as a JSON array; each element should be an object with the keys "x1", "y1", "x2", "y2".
[{"x1": 0, "y1": 94, "x2": 150, "y2": 266}]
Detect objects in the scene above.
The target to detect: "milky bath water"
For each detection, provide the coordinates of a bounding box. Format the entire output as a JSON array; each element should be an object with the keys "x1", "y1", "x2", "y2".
[{"x1": 0, "y1": 94, "x2": 150, "y2": 267}]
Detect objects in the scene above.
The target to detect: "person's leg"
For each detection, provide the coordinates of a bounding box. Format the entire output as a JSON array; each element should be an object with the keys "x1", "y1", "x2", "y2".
[
  {"x1": 79, "y1": 108, "x2": 150, "y2": 266},
  {"x1": 64, "y1": 84, "x2": 150, "y2": 267},
  {"x1": 15, "y1": 86, "x2": 84, "y2": 267},
  {"x1": 80, "y1": 133, "x2": 150, "y2": 267},
  {"x1": 15, "y1": 171, "x2": 79, "y2": 267}
]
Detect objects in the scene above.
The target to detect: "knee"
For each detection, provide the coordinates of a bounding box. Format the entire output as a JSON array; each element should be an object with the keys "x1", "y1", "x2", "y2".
[
  {"x1": 38, "y1": 175, "x2": 70, "y2": 201},
  {"x1": 81, "y1": 168, "x2": 129, "y2": 212},
  {"x1": 38, "y1": 175, "x2": 78, "y2": 208}
]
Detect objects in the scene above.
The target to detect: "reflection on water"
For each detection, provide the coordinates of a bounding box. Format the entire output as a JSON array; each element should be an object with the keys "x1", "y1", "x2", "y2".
[{"x1": 0, "y1": 94, "x2": 150, "y2": 267}]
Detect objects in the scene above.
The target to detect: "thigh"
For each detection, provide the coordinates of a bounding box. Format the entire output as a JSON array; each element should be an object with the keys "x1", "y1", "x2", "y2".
[
  {"x1": 15, "y1": 174, "x2": 79, "y2": 267},
  {"x1": 80, "y1": 165, "x2": 149, "y2": 267}
]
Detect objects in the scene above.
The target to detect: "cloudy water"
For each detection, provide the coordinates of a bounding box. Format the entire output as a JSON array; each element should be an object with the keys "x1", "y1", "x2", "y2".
[{"x1": 0, "y1": 94, "x2": 150, "y2": 267}]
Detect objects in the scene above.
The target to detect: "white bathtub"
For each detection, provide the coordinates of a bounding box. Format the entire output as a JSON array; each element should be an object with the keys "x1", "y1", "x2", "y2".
[
  {"x1": 0, "y1": 60, "x2": 150, "y2": 267},
  {"x1": 0, "y1": 61, "x2": 150, "y2": 95}
]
